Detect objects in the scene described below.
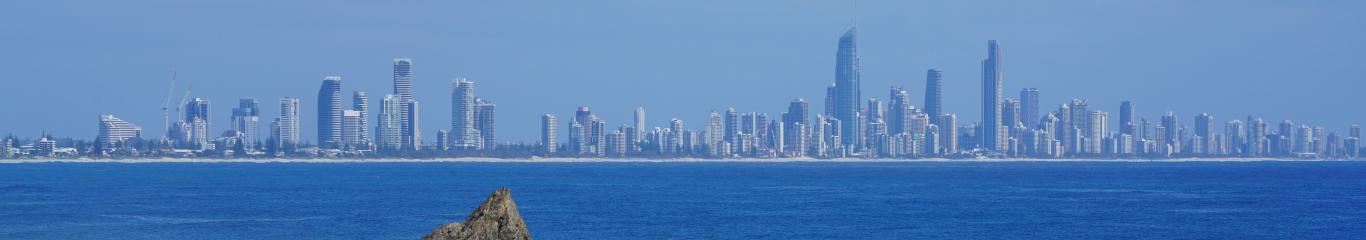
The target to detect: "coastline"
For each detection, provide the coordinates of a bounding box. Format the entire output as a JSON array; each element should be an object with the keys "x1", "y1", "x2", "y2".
[{"x1": 1, "y1": 157, "x2": 1360, "y2": 164}]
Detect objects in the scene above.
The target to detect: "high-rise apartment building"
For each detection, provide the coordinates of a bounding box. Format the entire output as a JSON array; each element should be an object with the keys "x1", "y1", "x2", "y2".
[
  {"x1": 1020, "y1": 88, "x2": 1040, "y2": 128},
  {"x1": 377, "y1": 94, "x2": 403, "y2": 150},
  {"x1": 278, "y1": 97, "x2": 301, "y2": 151},
  {"x1": 393, "y1": 59, "x2": 416, "y2": 149},
  {"x1": 451, "y1": 78, "x2": 478, "y2": 149},
  {"x1": 98, "y1": 114, "x2": 141, "y2": 154},
  {"x1": 542, "y1": 114, "x2": 557, "y2": 154},
  {"x1": 1195, "y1": 113, "x2": 1215, "y2": 155},
  {"x1": 352, "y1": 92, "x2": 370, "y2": 149},
  {"x1": 1119, "y1": 101, "x2": 1136, "y2": 136},
  {"x1": 185, "y1": 98, "x2": 211, "y2": 149},
  {"x1": 317, "y1": 76, "x2": 343, "y2": 149},
  {"x1": 634, "y1": 107, "x2": 646, "y2": 147},
  {"x1": 924, "y1": 69, "x2": 943, "y2": 126},
  {"x1": 231, "y1": 99, "x2": 260, "y2": 150},
  {"x1": 833, "y1": 28, "x2": 862, "y2": 150},
  {"x1": 981, "y1": 40, "x2": 1005, "y2": 151},
  {"x1": 404, "y1": 100, "x2": 421, "y2": 150},
  {"x1": 1087, "y1": 111, "x2": 1108, "y2": 154},
  {"x1": 888, "y1": 87, "x2": 911, "y2": 135},
  {"x1": 475, "y1": 98, "x2": 496, "y2": 150},
  {"x1": 341, "y1": 110, "x2": 363, "y2": 149}
]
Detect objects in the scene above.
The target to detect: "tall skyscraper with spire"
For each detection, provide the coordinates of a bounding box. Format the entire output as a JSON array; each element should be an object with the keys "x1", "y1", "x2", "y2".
[
  {"x1": 924, "y1": 69, "x2": 943, "y2": 126},
  {"x1": 981, "y1": 40, "x2": 1005, "y2": 151},
  {"x1": 317, "y1": 76, "x2": 343, "y2": 149},
  {"x1": 834, "y1": 28, "x2": 861, "y2": 150}
]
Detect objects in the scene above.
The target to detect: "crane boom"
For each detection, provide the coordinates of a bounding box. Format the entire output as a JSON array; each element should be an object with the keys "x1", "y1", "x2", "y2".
[{"x1": 161, "y1": 70, "x2": 177, "y2": 139}]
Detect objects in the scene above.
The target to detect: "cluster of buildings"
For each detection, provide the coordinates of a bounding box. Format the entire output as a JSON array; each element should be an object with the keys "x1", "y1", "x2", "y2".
[
  {"x1": 533, "y1": 28, "x2": 1362, "y2": 160},
  {"x1": 1, "y1": 28, "x2": 1360, "y2": 160}
]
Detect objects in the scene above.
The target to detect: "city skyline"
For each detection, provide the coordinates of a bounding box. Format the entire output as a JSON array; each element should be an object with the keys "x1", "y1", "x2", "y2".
[
  {"x1": 7, "y1": 31, "x2": 1361, "y2": 159},
  {"x1": 2, "y1": 1, "x2": 1364, "y2": 144}
]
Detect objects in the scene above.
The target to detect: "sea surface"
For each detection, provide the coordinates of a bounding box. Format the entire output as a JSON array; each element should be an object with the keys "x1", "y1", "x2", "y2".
[{"x1": 1, "y1": 161, "x2": 1364, "y2": 239}]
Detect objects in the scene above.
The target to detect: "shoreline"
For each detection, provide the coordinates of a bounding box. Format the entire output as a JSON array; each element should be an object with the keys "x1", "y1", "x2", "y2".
[{"x1": 1, "y1": 157, "x2": 1361, "y2": 164}]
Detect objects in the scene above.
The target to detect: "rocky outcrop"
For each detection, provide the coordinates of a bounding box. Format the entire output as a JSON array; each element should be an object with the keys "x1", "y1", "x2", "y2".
[{"x1": 423, "y1": 188, "x2": 532, "y2": 240}]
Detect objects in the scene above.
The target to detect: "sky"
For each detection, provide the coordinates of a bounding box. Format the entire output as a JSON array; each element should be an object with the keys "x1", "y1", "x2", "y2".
[{"x1": 1, "y1": 0, "x2": 1364, "y2": 143}]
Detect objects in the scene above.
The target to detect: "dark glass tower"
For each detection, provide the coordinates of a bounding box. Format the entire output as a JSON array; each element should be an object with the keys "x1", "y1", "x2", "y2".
[
  {"x1": 1119, "y1": 101, "x2": 1136, "y2": 135},
  {"x1": 1020, "y1": 88, "x2": 1040, "y2": 128},
  {"x1": 924, "y1": 69, "x2": 943, "y2": 126},
  {"x1": 981, "y1": 40, "x2": 1004, "y2": 151},
  {"x1": 317, "y1": 76, "x2": 343, "y2": 149}
]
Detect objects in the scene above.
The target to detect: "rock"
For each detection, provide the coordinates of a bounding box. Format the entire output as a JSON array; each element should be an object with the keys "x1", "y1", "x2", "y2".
[{"x1": 423, "y1": 188, "x2": 532, "y2": 240}]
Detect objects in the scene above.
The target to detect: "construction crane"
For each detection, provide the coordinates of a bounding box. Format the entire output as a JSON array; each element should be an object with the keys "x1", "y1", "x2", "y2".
[{"x1": 160, "y1": 70, "x2": 177, "y2": 141}]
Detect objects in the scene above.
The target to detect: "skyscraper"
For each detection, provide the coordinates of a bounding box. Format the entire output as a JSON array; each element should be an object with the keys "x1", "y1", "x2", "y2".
[
  {"x1": 1161, "y1": 112, "x2": 1180, "y2": 154},
  {"x1": 1020, "y1": 88, "x2": 1040, "y2": 128},
  {"x1": 781, "y1": 99, "x2": 810, "y2": 157},
  {"x1": 475, "y1": 98, "x2": 496, "y2": 150},
  {"x1": 708, "y1": 111, "x2": 724, "y2": 156},
  {"x1": 231, "y1": 99, "x2": 260, "y2": 150},
  {"x1": 725, "y1": 108, "x2": 740, "y2": 148},
  {"x1": 377, "y1": 94, "x2": 403, "y2": 150},
  {"x1": 834, "y1": 28, "x2": 862, "y2": 150},
  {"x1": 435, "y1": 130, "x2": 449, "y2": 151},
  {"x1": 542, "y1": 114, "x2": 557, "y2": 154},
  {"x1": 569, "y1": 121, "x2": 584, "y2": 155},
  {"x1": 634, "y1": 107, "x2": 646, "y2": 147},
  {"x1": 1002, "y1": 99, "x2": 1021, "y2": 130},
  {"x1": 404, "y1": 100, "x2": 421, "y2": 150},
  {"x1": 317, "y1": 76, "x2": 343, "y2": 149},
  {"x1": 451, "y1": 78, "x2": 478, "y2": 149},
  {"x1": 393, "y1": 58, "x2": 416, "y2": 150},
  {"x1": 1087, "y1": 110, "x2": 1108, "y2": 154},
  {"x1": 668, "y1": 118, "x2": 684, "y2": 154},
  {"x1": 393, "y1": 59, "x2": 413, "y2": 103},
  {"x1": 981, "y1": 40, "x2": 1005, "y2": 151},
  {"x1": 786, "y1": 98, "x2": 803, "y2": 156},
  {"x1": 352, "y1": 92, "x2": 370, "y2": 149},
  {"x1": 824, "y1": 84, "x2": 837, "y2": 118},
  {"x1": 924, "y1": 69, "x2": 943, "y2": 126},
  {"x1": 888, "y1": 87, "x2": 911, "y2": 135},
  {"x1": 1119, "y1": 101, "x2": 1137, "y2": 136},
  {"x1": 278, "y1": 97, "x2": 301, "y2": 151},
  {"x1": 341, "y1": 110, "x2": 363, "y2": 149},
  {"x1": 940, "y1": 113, "x2": 959, "y2": 155},
  {"x1": 185, "y1": 98, "x2": 211, "y2": 149},
  {"x1": 98, "y1": 114, "x2": 141, "y2": 154},
  {"x1": 1065, "y1": 99, "x2": 1089, "y2": 154},
  {"x1": 1195, "y1": 113, "x2": 1215, "y2": 155},
  {"x1": 185, "y1": 98, "x2": 211, "y2": 125}
]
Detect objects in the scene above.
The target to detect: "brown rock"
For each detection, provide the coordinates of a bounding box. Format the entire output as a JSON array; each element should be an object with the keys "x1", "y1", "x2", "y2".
[{"x1": 422, "y1": 188, "x2": 532, "y2": 240}]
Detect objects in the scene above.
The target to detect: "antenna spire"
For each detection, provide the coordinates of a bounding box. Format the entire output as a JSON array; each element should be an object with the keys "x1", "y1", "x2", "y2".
[{"x1": 853, "y1": 0, "x2": 859, "y2": 29}]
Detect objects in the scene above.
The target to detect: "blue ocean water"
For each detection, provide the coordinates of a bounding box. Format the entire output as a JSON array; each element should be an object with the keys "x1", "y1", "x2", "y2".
[{"x1": 1, "y1": 161, "x2": 1364, "y2": 239}]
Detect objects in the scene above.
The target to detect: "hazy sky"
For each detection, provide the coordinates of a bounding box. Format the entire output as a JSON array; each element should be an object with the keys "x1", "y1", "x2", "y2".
[{"x1": 2, "y1": 0, "x2": 1363, "y2": 143}]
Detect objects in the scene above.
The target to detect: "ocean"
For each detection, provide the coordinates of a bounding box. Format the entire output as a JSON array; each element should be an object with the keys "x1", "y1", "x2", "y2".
[{"x1": 1, "y1": 161, "x2": 1363, "y2": 239}]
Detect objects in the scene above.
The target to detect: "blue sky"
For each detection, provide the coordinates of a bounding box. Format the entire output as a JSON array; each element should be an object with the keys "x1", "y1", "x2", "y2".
[{"x1": 1, "y1": 0, "x2": 1363, "y2": 143}]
